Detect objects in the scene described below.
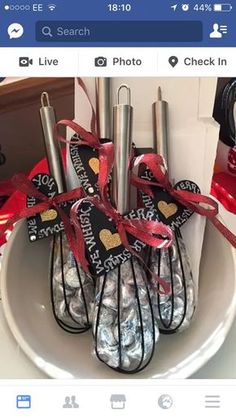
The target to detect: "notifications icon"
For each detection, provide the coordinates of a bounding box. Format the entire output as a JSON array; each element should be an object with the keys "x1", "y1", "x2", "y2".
[
  {"x1": 169, "y1": 56, "x2": 179, "y2": 67},
  {"x1": 8, "y1": 23, "x2": 24, "y2": 39}
]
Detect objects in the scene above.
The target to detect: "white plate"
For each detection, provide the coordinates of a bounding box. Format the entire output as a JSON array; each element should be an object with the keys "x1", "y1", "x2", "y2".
[{"x1": 1, "y1": 220, "x2": 236, "y2": 379}]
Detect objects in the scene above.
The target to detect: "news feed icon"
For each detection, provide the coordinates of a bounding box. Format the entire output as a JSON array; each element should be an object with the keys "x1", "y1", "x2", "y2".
[
  {"x1": 19, "y1": 57, "x2": 33, "y2": 67},
  {"x1": 16, "y1": 395, "x2": 31, "y2": 409},
  {"x1": 94, "y1": 56, "x2": 107, "y2": 67}
]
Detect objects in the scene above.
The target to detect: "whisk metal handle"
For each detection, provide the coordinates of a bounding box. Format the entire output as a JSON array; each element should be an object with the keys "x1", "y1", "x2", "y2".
[
  {"x1": 153, "y1": 87, "x2": 168, "y2": 165},
  {"x1": 40, "y1": 92, "x2": 66, "y2": 193},
  {"x1": 112, "y1": 85, "x2": 133, "y2": 215}
]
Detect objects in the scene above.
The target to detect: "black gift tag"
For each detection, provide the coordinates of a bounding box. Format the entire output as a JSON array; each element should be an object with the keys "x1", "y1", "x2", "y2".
[
  {"x1": 140, "y1": 169, "x2": 201, "y2": 230},
  {"x1": 70, "y1": 134, "x2": 111, "y2": 197},
  {"x1": 26, "y1": 173, "x2": 76, "y2": 242},
  {"x1": 76, "y1": 200, "x2": 159, "y2": 276},
  {"x1": 70, "y1": 134, "x2": 100, "y2": 196}
]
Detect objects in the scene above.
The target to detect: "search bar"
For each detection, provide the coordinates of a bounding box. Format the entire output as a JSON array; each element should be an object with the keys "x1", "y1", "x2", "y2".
[{"x1": 36, "y1": 21, "x2": 203, "y2": 43}]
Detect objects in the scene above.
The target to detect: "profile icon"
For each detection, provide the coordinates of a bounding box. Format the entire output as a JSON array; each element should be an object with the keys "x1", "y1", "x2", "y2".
[{"x1": 210, "y1": 23, "x2": 222, "y2": 38}]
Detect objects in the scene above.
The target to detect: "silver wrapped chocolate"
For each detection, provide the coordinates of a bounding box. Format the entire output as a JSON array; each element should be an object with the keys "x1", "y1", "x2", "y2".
[
  {"x1": 51, "y1": 232, "x2": 94, "y2": 331},
  {"x1": 149, "y1": 231, "x2": 196, "y2": 332},
  {"x1": 93, "y1": 257, "x2": 158, "y2": 372}
]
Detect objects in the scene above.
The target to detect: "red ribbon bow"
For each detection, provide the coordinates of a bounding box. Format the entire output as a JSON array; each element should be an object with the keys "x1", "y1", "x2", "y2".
[
  {"x1": 0, "y1": 173, "x2": 86, "y2": 268},
  {"x1": 131, "y1": 153, "x2": 236, "y2": 248},
  {"x1": 69, "y1": 141, "x2": 174, "y2": 293},
  {"x1": 71, "y1": 195, "x2": 173, "y2": 294}
]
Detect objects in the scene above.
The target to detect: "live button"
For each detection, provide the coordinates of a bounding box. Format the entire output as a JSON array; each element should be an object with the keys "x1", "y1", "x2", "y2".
[{"x1": 39, "y1": 57, "x2": 59, "y2": 66}]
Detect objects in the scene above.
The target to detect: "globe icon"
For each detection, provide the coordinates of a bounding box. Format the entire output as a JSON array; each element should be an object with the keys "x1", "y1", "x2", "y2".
[{"x1": 158, "y1": 394, "x2": 173, "y2": 409}]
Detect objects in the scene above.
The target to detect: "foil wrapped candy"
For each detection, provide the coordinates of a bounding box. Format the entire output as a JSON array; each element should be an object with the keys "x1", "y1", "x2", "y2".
[
  {"x1": 148, "y1": 231, "x2": 196, "y2": 333},
  {"x1": 51, "y1": 232, "x2": 95, "y2": 332},
  {"x1": 93, "y1": 257, "x2": 158, "y2": 372}
]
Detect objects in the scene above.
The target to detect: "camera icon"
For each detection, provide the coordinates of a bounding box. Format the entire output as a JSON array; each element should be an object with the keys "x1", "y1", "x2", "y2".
[
  {"x1": 19, "y1": 57, "x2": 33, "y2": 67},
  {"x1": 94, "y1": 56, "x2": 107, "y2": 67}
]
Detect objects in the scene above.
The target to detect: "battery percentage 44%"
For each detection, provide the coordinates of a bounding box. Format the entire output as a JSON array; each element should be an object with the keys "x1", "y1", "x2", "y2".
[{"x1": 193, "y1": 4, "x2": 213, "y2": 11}]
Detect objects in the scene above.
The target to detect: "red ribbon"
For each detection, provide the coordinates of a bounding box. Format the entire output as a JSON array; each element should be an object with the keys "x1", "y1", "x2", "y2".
[
  {"x1": 67, "y1": 139, "x2": 174, "y2": 293},
  {"x1": 64, "y1": 124, "x2": 174, "y2": 292},
  {"x1": 55, "y1": 119, "x2": 174, "y2": 291},
  {"x1": 131, "y1": 153, "x2": 236, "y2": 248},
  {"x1": 0, "y1": 173, "x2": 87, "y2": 268},
  {"x1": 0, "y1": 179, "x2": 17, "y2": 197},
  {"x1": 66, "y1": 129, "x2": 173, "y2": 257}
]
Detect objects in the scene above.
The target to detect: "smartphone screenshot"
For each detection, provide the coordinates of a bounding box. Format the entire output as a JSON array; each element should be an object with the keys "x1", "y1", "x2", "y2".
[{"x1": 0, "y1": 0, "x2": 236, "y2": 416}]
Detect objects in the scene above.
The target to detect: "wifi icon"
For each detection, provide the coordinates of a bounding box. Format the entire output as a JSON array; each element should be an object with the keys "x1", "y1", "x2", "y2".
[{"x1": 48, "y1": 4, "x2": 56, "y2": 11}]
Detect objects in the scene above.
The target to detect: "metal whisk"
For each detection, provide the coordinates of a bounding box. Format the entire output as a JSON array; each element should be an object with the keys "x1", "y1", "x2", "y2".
[
  {"x1": 40, "y1": 92, "x2": 94, "y2": 333},
  {"x1": 148, "y1": 87, "x2": 197, "y2": 333},
  {"x1": 92, "y1": 85, "x2": 159, "y2": 373}
]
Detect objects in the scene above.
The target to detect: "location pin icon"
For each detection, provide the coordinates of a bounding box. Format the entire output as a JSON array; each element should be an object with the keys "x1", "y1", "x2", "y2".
[{"x1": 169, "y1": 56, "x2": 178, "y2": 67}]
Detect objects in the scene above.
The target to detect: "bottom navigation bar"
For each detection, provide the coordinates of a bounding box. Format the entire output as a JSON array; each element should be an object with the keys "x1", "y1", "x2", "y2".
[{"x1": 0, "y1": 381, "x2": 234, "y2": 417}]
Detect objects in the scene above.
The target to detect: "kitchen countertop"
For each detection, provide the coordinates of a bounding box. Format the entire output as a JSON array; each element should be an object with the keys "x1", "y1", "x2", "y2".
[{"x1": 0, "y1": 204, "x2": 235, "y2": 380}]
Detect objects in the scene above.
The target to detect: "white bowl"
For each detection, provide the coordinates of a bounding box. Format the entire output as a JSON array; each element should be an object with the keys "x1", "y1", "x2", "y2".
[{"x1": 1, "y1": 220, "x2": 236, "y2": 379}]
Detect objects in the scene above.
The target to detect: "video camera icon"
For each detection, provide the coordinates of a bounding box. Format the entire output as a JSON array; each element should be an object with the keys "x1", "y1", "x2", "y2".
[{"x1": 19, "y1": 57, "x2": 33, "y2": 67}]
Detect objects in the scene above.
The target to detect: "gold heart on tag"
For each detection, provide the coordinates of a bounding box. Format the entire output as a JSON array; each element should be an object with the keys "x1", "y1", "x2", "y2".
[
  {"x1": 40, "y1": 209, "x2": 58, "y2": 222},
  {"x1": 157, "y1": 201, "x2": 178, "y2": 219},
  {"x1": 89, "y1": 157, "x2": 99, "y2": 175},
  {"x1": 99, "y1": 229, "x2": 122, "y2": 251}
]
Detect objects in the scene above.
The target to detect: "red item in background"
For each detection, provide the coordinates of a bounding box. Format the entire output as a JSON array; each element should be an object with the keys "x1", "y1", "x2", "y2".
[
  {"x1": 211, "y1": 172, "x2": 236, "y2": 214},
  {"x1": 0, "y1": 196, "x2": 8, "y2": 247},
  {"x1": 0, "y1": 148, "x2": 67, "y2": 246},
  {"x1": 228, "y1": 146, "x2": 236, "y2": 175}
]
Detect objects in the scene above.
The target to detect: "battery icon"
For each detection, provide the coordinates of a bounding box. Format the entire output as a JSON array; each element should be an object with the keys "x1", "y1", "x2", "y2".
[{"x1": 213, "y1": 3, "x2": 233, "y2": 11}]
